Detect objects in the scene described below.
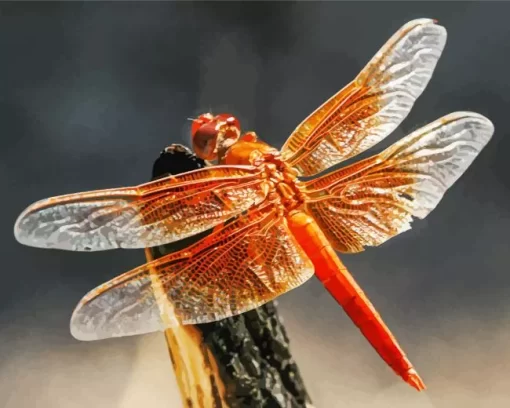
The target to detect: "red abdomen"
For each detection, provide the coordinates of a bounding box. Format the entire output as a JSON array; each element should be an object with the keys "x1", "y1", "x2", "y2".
[{"x1": 286, "y1": 211, "x2": 425, "y2": 391}]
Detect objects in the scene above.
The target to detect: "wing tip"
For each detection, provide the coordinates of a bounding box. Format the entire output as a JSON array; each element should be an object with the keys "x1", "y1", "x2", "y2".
[
  {"x1": 443, "y1": 111, "x2": 495, "y2": 145},
  {"x1": 70, "y1": 302, "x2": 90, "y2": 341},
  {"x1": 13, "y1": 204, "x2": 40, "y2": 248},
  {"x1": 13, "y1": 218, "x2": 26, "y2": 246},
  {"x1": 70, "y1": 301, "x2": 109, "y2": 342},
  {"x1": 69, "y1": 305, "x2": 164, "y2": 342},
  {"x1": 402, "y1": 18, "x2": 447, "y2": 45},
  {"x1": 70, "y1": 325, "x2": 98, "y2": 342},
  {"x1": 405, "y1": 17, "x2": 444, "y2": 29},
  {"x1": 13, "y1": 198, "x2": 68, "y2": 249}
]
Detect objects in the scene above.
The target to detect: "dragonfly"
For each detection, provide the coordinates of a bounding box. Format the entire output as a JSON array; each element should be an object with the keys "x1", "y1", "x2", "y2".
[{"x1": 14, "y1": 19, "x2": 493, "y2": 391}]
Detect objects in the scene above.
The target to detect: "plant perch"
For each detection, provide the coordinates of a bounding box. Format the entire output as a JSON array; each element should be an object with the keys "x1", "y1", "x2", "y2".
[{"x1": 148, "y1": 145, "x2": 313, "y2": 408}]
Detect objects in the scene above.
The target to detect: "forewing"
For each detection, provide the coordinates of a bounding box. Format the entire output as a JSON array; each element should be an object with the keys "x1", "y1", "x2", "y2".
[
  {"x1": 70, "y1": 205, "x2": 314, "y2": 340},
  {"x1": 281, "y1": 18, "x2": 447, "y2": 176},
  {"x1": 14, "y1": 165, "x2": 268, "y2": 251},
  {"x1": 303, "y1": 112, "x2": 494, "y2": 252}
]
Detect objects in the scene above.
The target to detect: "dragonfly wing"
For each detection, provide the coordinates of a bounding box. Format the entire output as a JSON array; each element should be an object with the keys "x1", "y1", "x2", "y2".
[
  {"x1": 281, "y1": 18, "x2": 447, "y2": 176},
  {"x1": 15, "y1": 165, "x2": 268, "y2": 251},
  {"x1": 303, "y1": 112, "x2": 494, "y2": 252},
  {"x1": 70, "y1": 204, "x2": 314, "y2": 340}
]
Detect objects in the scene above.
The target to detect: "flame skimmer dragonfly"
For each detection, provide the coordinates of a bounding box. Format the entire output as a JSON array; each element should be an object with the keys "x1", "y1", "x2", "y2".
[{"x1": 14, "y1": 19, "x2": 493, "y2": 391}]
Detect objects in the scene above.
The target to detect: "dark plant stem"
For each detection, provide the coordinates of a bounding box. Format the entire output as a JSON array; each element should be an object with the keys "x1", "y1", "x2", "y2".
[{"x1": 147, "y1": 145, "x2": 314, "y2": 408}]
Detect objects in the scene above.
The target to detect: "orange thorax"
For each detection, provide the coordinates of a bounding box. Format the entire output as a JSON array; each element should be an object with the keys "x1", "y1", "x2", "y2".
[{"x1": 221, "y1": 137, "x2": 304, "y2": 214}]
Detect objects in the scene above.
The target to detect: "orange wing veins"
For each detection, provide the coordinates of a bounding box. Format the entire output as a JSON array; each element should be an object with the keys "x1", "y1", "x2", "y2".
[
  {"x1": 302, "y1": 112, "x2": 494, "y2": 252},
  {"x1": 14, "y1": 165, "x2": 269, "y2": 251},
  {"x1": 281, "y1": 19, "x2": 447, "y2": 176},
  {"x1": 70, "y1": 203, "x2": 314, "y2": 341}
]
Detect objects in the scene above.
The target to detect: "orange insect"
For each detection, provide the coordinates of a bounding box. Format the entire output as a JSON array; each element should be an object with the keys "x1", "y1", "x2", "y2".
[{"x1": 14, "y1": 19, "x2": 493, "y2": 391}]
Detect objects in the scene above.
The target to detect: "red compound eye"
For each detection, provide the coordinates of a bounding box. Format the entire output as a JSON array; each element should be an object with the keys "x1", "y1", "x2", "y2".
[
  {"x1": 190, "y1": 113, "x2": 241, "y2": 160},
  {"x1": 191, "y1": 113, "x2": 214, "y2": 140}
]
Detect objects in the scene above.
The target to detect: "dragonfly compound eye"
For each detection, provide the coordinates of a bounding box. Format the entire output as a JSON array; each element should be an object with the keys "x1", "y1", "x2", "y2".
[{"x1": 191, "y1": 119, "x2": 220, "y2": 160}]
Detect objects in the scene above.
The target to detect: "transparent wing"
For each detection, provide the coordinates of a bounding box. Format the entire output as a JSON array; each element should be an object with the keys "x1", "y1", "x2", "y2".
[
  {"x1": 302, "y1": 112, "x2": 494, "y2": 252},
  {"x1": 70, "y1": 204, "x2": 314, "y2": 340},
  {"x1": 281, "y1": 18, "x2": 447, "y2": 176},
  {"x1": 14, "y1": 165, "x2": 268, "y2": 251}
]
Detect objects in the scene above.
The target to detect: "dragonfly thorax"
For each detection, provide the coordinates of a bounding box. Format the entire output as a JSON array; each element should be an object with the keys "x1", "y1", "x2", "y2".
[{"x1": 220, "y1": 136, "x2": 305, "y2": 213}]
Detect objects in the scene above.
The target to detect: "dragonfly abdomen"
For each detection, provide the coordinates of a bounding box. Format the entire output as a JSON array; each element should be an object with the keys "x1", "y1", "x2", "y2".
[{"x1": 286, "y1": 210, "x2": 426, "y2": 391}]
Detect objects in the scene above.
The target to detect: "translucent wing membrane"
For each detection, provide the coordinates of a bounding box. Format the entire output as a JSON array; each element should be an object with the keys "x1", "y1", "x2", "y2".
[
  {"x1": 281, "y1": 18, "x2": 447, "y2": 176},
  {"x1": 303, "y1": 112, "x2": 494, "y2": 252},
  {"x1": 14, "y1": 165, "x2": 268, "y2": 251},
  {"x1": 70, "y1": 204, "x2": 314, "y2": 340}
]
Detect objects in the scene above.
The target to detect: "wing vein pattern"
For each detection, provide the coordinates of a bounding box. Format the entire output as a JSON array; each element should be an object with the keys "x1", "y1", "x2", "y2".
[
  {"x1": 281, "y1": 19, "x2": 447, "y2": 176},
  {"x1": 14, "y1": 165, "x2": 269, "y2": 251},
  {"x1": 303, "y1": 112, "x2": 494, "y2": 252},
  {"x1": 70, "y1": 203, "x2": 314, "y2": 340}
]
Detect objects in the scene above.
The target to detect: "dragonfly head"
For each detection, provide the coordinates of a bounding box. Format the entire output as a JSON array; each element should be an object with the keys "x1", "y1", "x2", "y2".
[{"x1": 191, "y1": 113, "x2": 241, "y2": 160}]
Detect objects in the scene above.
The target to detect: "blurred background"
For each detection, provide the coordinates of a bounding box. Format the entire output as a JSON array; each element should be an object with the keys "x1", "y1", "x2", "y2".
[{"x1": 1, "y1": 2, "x2": 509, "y2": 407}]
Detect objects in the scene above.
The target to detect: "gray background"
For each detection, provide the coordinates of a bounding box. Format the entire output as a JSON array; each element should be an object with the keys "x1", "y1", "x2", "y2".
[{"x1": 1, "y1": 2, "x2": 509, "y2": 407}]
